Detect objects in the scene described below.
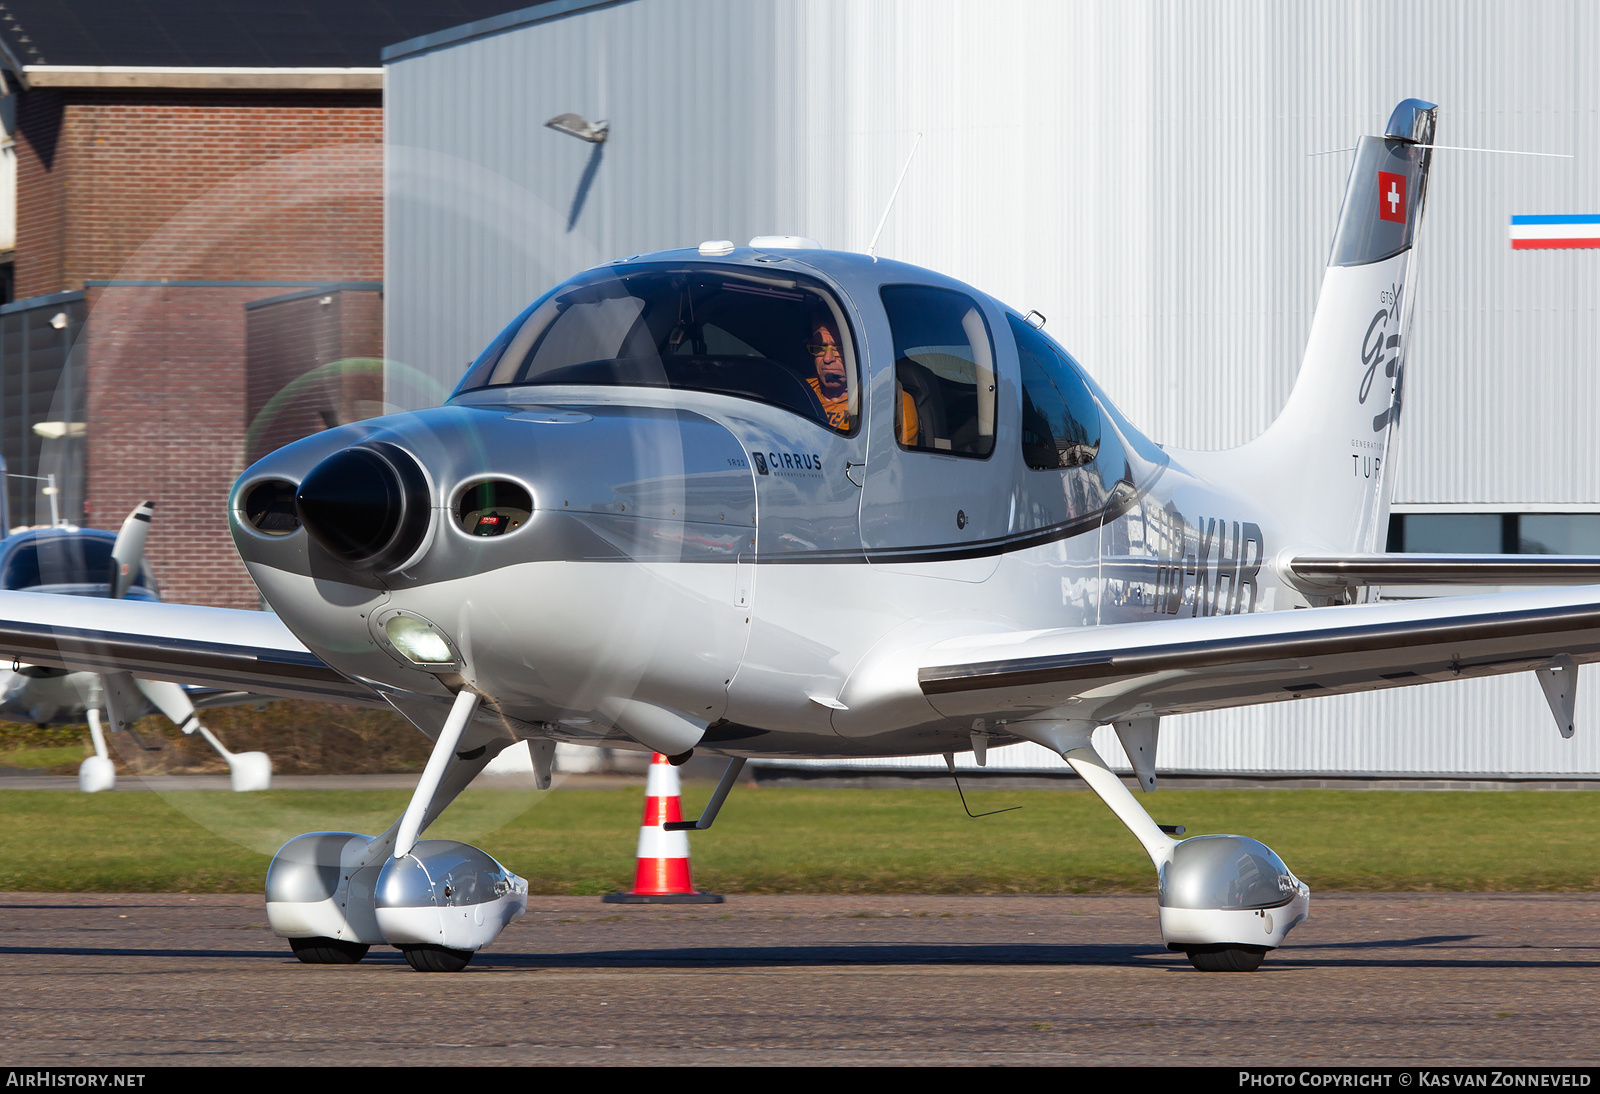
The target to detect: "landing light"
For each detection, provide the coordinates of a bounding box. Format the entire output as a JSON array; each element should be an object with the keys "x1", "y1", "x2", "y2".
[{"x1": 385, "y1": 616, "x2": 454, "y2": 666}]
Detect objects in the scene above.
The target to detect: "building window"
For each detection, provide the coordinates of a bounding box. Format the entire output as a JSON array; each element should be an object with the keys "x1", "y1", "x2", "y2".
[
  {"x1": 1387, "y1": 513, "x2": 1600, "y2": 554},
  {"x1": 1, "y1": 292, "x2": 87, "y2": 530}
]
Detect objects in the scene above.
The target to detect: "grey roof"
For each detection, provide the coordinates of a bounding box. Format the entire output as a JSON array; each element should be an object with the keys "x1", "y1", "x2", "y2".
[{"x1": 0, "y1": 0, "x2": 535, "y2": 68}]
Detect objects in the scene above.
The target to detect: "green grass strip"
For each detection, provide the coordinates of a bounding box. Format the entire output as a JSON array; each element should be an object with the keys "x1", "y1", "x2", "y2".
[
  {"x1": 0, "y1": 746, "x2": 91, "y2": 771},
  {"x1": 2, "y1": 786, "x2": 1597, "y2": 895}
]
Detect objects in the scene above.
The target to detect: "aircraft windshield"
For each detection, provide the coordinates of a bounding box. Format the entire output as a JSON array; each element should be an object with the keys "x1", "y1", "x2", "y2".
[
  {"x1": 0, "y1": 535, "x2": 158, "y2": 597},
  {"x1": 455, "y1": 264, "x2": 860, "y2": 434}
]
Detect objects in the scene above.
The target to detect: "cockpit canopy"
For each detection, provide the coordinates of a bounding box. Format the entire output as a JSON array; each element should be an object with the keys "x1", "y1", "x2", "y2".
[
  {"x1": 454, "y1": 263, "x2": 861, "y2": 434},
  {"x1": 0, "y1": 530, "x2": 159, "y2": 599}
]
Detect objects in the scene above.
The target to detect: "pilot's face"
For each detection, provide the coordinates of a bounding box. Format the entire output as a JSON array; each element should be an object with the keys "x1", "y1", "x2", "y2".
[{"x1": 810, "y1": 321, "x2": 847, "y2": 397}]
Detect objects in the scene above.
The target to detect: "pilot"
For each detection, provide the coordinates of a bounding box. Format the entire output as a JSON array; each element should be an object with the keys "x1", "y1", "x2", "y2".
[
  {"x1": 804, "y1": 312, "x2": 852, "y2": 432},
  {"x1": 895, "y1": 376, "x2": 919, "y2": 447}
]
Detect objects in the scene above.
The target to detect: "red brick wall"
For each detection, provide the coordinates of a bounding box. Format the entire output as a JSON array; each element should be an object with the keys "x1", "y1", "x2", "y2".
[
  {"x1": 16, "y1": 90, "x2": 382, "y2": 296},
  {"x1": 13, "y1": 90, "x2": 66, "y2": 297},
  {"x1": 245, "y1": 288, "x2": 384, "y2": 466},
  {"x1": 15, "y1": 89, "x2": 383, "y2": 608},
  {"x1": 84, "y1": 284, "x2": 257, "y2": 608}
]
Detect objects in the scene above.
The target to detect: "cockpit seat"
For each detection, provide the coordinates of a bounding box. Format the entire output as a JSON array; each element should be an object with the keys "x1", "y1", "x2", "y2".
[{"x1": 896, "y1": 359, "x2": 947, "y2": 451}]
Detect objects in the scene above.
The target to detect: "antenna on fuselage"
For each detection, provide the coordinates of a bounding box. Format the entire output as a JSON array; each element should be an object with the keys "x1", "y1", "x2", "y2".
[
  {"x1": 867, "y1": 131, "x2": 923, "y2": 259},
  {"x1": 942, "y1": 752, "x2": 1021, "y2": 819},
  {"x1": 1308, "y1": 144, "x2": 1572, "y2": 158}
]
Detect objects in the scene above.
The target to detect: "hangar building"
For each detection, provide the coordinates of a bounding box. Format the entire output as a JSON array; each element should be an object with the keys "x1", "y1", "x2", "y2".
[{"x1": 380, "y1": 0, "x2": 1600, "y2": 777}]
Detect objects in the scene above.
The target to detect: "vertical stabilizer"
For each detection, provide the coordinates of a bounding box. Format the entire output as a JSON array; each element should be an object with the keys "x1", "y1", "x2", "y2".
[{"x1": 1236, "y1": 100, "x2": 1437, "y2": 554}]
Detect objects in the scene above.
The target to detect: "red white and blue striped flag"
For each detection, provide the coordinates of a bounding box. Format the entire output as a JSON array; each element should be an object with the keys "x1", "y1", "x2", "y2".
[{"x1": 1509, "y1": 214, "x2": 1600, "y2": 250}]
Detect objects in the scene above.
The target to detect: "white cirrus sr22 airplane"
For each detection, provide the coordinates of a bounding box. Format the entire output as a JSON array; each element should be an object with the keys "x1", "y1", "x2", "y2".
[{"x1": 3, "y1": 99, "x2": 1595, "y2": 973}]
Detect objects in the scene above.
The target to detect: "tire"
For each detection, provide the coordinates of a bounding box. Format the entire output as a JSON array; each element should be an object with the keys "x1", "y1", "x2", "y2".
[
  {"x1": 288, "y1": 936, "x2": 370, "y2": 965},
  {"x1": 1184, "y1": 944, "x2": 1268, "y2": 972},
  {"x1": 399, "y1": 944, "x2": 474, "y2": 972}
]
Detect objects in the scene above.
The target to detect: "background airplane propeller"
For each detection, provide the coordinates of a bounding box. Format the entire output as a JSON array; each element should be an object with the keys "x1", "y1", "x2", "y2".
[{"x1": 107, "y1": 500, "x2": 152, "y2": 599}]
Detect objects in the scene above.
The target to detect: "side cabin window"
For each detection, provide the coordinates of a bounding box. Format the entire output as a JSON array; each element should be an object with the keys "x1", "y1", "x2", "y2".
[
  {"x1": 879, "y1": 285, "x2": 996, "y2": 458},
  {"x1": 453, "y1": 264, "x2": 861, "y2": 435},
  {"x1": 1010, "y1": 315, "x2": 1101, "y2": 471},
  {"x1": 1009, "y1": 315, "x2": 1136, "y2": 526}
]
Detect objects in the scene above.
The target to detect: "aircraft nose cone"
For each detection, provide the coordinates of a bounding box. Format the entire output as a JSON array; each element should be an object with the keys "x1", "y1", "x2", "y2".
[{"x1": 296, "y1": 442, "x2": 432, "y2": 571}]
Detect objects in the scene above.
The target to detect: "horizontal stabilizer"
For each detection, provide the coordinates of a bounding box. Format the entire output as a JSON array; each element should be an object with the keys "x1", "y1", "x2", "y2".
[{"x1": 1285, "y1": 554, "x2": 1600, "y2": 590}]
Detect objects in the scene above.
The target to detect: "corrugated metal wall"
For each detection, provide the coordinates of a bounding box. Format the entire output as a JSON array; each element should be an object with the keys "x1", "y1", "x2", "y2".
[{"x1": 385, "y1": 0, "x2": 1600, "y2": 774}]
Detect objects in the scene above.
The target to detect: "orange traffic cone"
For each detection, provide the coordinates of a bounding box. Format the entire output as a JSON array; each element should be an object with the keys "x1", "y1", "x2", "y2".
[{"x1": 603, "y1": 753, "x2": 723, "y2": 904}]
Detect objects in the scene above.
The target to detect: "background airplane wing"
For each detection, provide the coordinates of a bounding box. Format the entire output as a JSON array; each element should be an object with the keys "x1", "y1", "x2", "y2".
[
  {"x1": 913, "y1": 586, "x2": 1600, "y2": 729},
  {"x1": 0, "y1": 590, "x2": 383, "y2": 707}
]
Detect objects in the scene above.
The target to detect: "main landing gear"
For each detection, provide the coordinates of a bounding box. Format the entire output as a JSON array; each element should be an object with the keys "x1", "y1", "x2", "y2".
[
  {"x1": 264, "y1": 690, "x2": 530, "y2": 972},
  {"x1": 1011, "y1": 719, "x2": 1310, "y2": 972}
]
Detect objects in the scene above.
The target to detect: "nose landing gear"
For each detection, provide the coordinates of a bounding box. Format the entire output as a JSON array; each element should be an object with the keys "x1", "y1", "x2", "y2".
[
  {"x1": 288, "y1": 935, "x2": 370, "y2": 965},
  {"x1": 265, "y1": 691, "x2": 530, "y2": 971},
  {"x1": 397, "y1": 944, "x2": 474, "y2": 973}
]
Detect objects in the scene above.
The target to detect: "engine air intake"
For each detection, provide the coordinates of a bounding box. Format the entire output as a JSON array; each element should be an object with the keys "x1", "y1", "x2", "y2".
[
  {"x1": 296, "y1": 442, "x2": 431, "y2": 571},
  {"x1": 242, "y1": 479, "x2": 301, "y2": 536},
  {"x1": 455, "y1": 479, "x2": 532, "y2": 537}
]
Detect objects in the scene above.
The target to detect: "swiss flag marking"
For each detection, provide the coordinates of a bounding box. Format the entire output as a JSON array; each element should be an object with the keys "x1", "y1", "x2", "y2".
[{"x1": 1378, "y1": 171, "x2": 1407, "y2": 224}]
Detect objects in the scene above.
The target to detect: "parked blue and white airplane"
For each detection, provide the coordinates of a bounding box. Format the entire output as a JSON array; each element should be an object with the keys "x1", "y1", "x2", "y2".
[
  {"x1": 0, "y1": 498, "x2": 272, "y2": 792},
  {"x1": 2, "y1": 100, "x2": 1595, "y2": 972}
]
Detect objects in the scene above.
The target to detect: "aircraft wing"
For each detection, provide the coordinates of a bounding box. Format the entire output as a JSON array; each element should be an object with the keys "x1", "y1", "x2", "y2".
[
  {"x1": 914, "y1": 586, "x2": 1600, "y2": 728},
  {"x1": 0, "y1": 590, "x2": 383, "y2": 707},
  {"x1": 1283, "y1": 553, "x2": 1600, "y2": 590}
]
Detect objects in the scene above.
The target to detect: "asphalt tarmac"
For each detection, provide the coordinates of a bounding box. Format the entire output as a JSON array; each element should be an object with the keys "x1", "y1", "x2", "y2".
[{"x1": 2, "y1": 891, "x2": 1597, "y2": 1066}]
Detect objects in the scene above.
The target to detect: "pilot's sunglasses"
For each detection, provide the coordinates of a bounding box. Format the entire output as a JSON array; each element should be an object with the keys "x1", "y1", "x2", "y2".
[{"x1": 807, "y1": 343, "x2": 842, "y2": 358}]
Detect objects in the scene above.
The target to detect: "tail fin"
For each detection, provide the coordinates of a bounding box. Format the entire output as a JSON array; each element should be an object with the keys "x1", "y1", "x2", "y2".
[{"x1": 1231, "y1": 99, "x2": 1437, "y2": 553}]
